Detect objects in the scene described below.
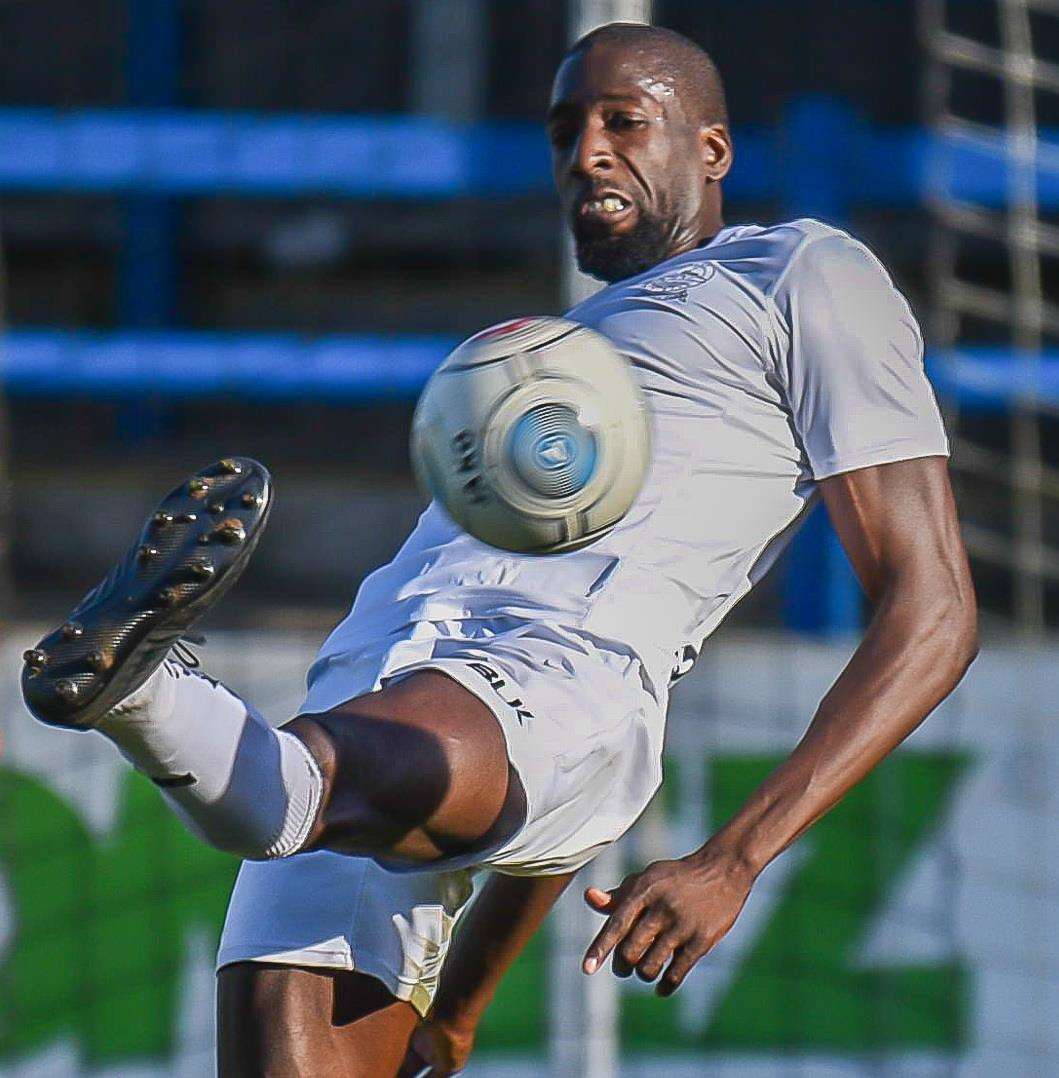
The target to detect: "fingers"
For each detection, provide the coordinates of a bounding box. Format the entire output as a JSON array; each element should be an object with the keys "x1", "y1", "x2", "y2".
[
  {"x1": 582, "y1": 890, "x2": 644, "y2": 974},
  {"x1": 657, "y1": 937, "x2": 707, "y2": 997},
  {"x1": 634, "y1": 929, "x2": 683, "y2": 983},
  {"x1": 612, "y1": 909, "x2": 670, "y2": 978}
]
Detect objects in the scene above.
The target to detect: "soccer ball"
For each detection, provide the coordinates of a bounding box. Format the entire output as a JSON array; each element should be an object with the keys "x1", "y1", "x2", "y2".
[{"x1": 410, "y1": 316, "x2": 651, "y2": 554}]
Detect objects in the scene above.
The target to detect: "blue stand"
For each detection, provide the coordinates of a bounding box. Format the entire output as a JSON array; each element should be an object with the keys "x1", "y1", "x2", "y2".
[
  {"x1": 118, "y1": 0, "x2": 181, "y2": 445},
  {"x1": 120, "y1": 0, "x2": 180, "y2": 328}
]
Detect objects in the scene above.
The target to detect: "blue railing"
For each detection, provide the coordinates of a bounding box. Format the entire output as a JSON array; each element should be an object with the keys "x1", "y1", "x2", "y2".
[
  {"x1": 0, "y1": 328, "x2": 455, "y2": 399},
  {"x1": 0, "y1": 109, "x2": 551, "y2": 199},
  {"x1": 2, "y1": 327, "x2": 1051, "y2": 410},
  {"x1": 3, "y1": 104, "x2": 1058, "y2": 206}
]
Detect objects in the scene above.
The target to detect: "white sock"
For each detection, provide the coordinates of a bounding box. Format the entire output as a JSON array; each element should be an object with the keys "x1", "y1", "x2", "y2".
[{"x1": 97, "y1": 659, "x2": 323, "y2": 860}]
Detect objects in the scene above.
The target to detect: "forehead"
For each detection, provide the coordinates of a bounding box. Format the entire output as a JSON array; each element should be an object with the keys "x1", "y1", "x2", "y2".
[{"x1": 549, "y1": 44, "x2": 679, "y2": 113}]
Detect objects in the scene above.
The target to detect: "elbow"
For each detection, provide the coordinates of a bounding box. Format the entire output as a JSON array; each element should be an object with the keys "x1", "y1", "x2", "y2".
[
  {"x1": 940, "y1": 584, "x2": 979, "y2": 682},
  {"x1": 960, "y1": 609, "x2": 980, "y2": 670},
  {"x1": 953, "y1": 623, "x2": 979, "y2": 680},
  {"x1": 904, "y1": 578, "x2": 978, "y2": 687}
]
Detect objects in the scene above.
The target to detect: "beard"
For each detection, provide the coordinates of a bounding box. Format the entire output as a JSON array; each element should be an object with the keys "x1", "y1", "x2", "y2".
[{"x1": 572, "y1": 205, "x2": 676, "y2": 284}]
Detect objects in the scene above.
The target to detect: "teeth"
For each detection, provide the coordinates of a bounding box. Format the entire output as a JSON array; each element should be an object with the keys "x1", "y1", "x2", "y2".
[{"x1": 586, "y1": 196, "x2": 627, "y2": 214}]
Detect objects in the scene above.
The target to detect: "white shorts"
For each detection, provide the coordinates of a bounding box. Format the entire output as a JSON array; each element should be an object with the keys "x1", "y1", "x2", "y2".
[{"x1": 217, "y1": 617, "x2": 664, "y2": 1013}]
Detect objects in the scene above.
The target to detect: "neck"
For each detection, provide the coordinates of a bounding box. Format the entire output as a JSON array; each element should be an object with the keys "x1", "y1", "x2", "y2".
[
  {"x1": 667, "y1": 193, "x2": 725, "y2": 259},
  {"x1": 667, "y1": 215, "x2": 725, "y2": 260}
]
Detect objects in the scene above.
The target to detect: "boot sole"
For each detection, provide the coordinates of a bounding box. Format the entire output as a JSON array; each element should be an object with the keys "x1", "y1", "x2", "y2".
[{"x1": 21, "y1": 457, "x2": 272, "y2": 729}]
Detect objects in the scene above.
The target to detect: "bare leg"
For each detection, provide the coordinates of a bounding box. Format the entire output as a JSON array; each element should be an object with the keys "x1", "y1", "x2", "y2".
[
  {"x1": 217, "y1": 963, "x2": 418, "y2": 1078},
  {"x1": 20, "y1": 460, "x2": 524, "y2": 870},
  {"x1": 288, "y1": 670, "x2": 526, "y2": 864}
]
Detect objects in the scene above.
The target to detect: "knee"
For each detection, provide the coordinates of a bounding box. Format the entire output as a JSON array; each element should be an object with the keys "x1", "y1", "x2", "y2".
[
  {"x1": 357, "y1": 710, "x2": 512, "y2": 855},
  {"x1": 315, "y1": 709, "x2": 459, "y2": 831},
  {"x1": 293, "y1": 692, "x2": 511, "y2": 855}
]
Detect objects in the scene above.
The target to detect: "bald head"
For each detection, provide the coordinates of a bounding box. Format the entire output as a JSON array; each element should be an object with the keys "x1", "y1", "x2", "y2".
[
  {"x1": 569, "y1": 23, "x2": 728, "y2": 129},
  {"x1": 548, "y1": 21, "x2": 733, "y2": 282}
]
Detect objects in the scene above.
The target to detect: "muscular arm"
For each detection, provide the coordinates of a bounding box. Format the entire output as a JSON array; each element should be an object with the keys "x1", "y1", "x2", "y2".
[
  {"x1": 707, "y1": 456, "x2": 977, "y2": 870},
  {"x1": 400, "y1": 870, "x2": 573, "y2": 1075},
  {"x1": 581, "y1": 455, "x2": 978, "y2": 994}
]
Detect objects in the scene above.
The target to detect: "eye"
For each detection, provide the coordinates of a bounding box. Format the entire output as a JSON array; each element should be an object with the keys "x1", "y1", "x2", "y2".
[
  {"x1": 607, "y1": 114, "x2": 648, "y2": 133},
  {"x1": 548, "y1": 123, "x2": 576, "y2": 150}
]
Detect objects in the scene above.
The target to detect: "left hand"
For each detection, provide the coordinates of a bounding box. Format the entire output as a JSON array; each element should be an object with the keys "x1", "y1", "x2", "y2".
[{"x1": 582, "y1": 851, "x2": 755, "y2": 996}]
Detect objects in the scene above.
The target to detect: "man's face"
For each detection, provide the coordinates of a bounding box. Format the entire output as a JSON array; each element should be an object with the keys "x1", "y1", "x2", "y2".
[{"x1": 547, "y1": 44, "x2": 718, "y2": 283}]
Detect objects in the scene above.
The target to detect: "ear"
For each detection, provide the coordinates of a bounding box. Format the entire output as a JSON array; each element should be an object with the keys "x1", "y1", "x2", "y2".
[{"x1": 700, "y1": 124, "x2": 734, "y2": 183}]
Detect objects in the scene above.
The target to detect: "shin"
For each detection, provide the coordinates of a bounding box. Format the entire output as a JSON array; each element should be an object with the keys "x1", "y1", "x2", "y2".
[{"x1": 97, "y1": 660, "x2": 323, "y2": 860}]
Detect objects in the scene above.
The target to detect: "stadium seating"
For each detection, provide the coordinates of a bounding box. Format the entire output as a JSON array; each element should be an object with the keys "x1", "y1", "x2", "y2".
[{"x1": 3, "y1": 99, "x2": 1057, "y2": 407}]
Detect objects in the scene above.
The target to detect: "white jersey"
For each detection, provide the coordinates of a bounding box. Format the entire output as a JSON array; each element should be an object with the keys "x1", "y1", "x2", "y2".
[
  {"x1": 307, "y1": 218, "x2": 948, "y2": 712},
  {"x1": 221, "y1": 219, "x2": 954, "y2": 986}
]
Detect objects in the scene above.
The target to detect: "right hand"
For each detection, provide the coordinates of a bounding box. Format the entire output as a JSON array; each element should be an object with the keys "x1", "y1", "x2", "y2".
[{"x1": 398, "y1": 1017, "x2": 476, "y2": 1076}]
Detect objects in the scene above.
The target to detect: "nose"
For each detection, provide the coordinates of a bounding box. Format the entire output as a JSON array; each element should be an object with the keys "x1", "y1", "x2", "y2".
[{"x1": 569, "y1": 119, "x2": 613, "y2": 179}]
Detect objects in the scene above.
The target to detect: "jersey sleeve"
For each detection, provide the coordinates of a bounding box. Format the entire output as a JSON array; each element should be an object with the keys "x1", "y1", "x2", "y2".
[{"x1": 774, "y1": 232, "x2": 949, "y2": 481}]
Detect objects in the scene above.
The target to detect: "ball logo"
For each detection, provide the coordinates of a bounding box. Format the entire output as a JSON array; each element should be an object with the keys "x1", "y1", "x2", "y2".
[{"x1": 534, "y1": 433, "x2": 576, "y2": 470}]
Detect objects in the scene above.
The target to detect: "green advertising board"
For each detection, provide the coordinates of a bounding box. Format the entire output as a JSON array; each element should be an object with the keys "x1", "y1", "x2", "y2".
[
  {"x1": 0, "y1": 751, "x2": 966, "y2": 1067},
  {"x1": 1, "y1": 635, "x2": 1054, "y2": 1074}
]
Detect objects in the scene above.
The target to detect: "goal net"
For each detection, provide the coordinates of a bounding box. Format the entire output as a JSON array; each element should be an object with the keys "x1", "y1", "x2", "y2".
[{"x1": 922, "y1": 0, "x2": 1059, "y2": 631}]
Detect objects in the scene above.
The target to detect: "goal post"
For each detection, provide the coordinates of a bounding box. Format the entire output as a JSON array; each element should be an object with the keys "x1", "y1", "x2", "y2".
[{"x1": 550, "y1": 6, "x2": 652, "y2": 1077}]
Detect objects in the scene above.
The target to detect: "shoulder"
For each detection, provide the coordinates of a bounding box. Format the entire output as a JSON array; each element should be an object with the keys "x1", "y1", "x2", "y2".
[
  {"x1": 774, "y1": 222, "x2": 922, "y2": 377},
  {"x1": 566, "y1": 220, "x2": 897, "y2": 331},
  {"x1": 668, "y1": 219, "x2": 885, "y2": 305},
  {"x1": 767, "y1": 220, "x2": 895, "y2": 303}
]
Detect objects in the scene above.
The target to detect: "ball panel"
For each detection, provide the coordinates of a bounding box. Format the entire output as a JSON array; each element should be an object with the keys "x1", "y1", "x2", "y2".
[{"x1": 445, "y1": 317, "x2": 584, "y2": 371}]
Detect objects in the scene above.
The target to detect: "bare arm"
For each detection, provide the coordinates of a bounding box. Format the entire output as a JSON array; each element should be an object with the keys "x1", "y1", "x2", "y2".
[
  {"x1": 581, "y1": 456, "x2": 978, "y2": 994},
  {"x1": 400, "y1": 870, "x2": 574, "y2": 1075}
]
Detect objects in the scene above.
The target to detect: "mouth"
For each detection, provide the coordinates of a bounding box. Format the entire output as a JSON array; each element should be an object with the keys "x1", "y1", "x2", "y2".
[{"x1": 576, "y1": 190, "x2": 636, "y2": 228}]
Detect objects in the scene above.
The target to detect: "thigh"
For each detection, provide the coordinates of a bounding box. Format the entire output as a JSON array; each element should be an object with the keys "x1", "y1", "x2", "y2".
[
  {"x1": 217, "y1": 962, "x2": 418, "y2": 1078},
  {"x1": 290, "y1": 669, "x2": 526, "y2": 862}
]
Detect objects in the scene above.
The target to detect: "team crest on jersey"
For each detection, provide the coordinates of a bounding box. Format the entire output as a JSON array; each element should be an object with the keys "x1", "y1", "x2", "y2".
[{"x1": 641, "y1": 261, "x2": 715, "y2": 302}]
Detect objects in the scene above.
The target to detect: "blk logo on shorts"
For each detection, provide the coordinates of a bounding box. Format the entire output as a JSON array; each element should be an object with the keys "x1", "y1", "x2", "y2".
[{"x1": 467, "y1": 662, "x2": 534, "y2": 725}]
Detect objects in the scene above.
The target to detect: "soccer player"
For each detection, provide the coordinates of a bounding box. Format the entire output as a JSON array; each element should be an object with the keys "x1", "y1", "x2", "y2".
[{"x1": 21, "y1": 23, "x2": 977, "y2": 1077}]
